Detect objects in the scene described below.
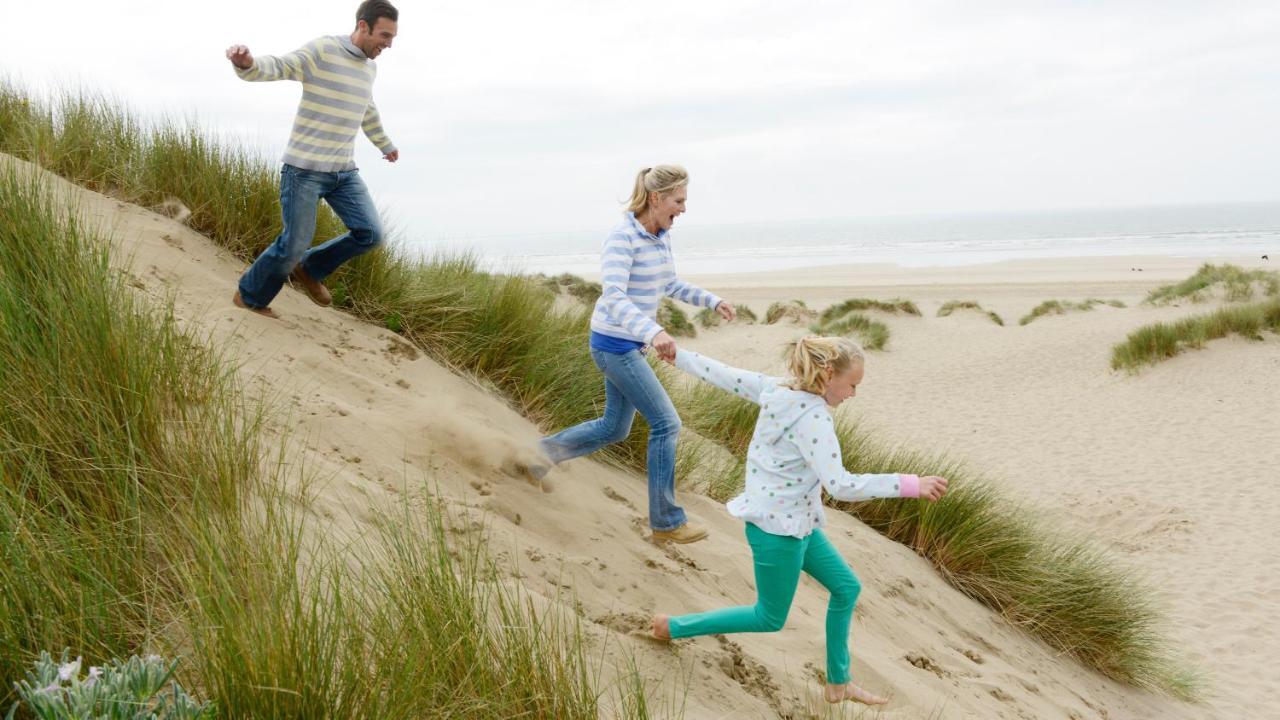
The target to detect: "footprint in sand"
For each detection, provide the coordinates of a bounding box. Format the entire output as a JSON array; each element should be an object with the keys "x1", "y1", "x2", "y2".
[
  {"x1": 714, "y1": 636, "x2": 784, "y2": 712},
  {"x1": 382, "y1": 338, "x2": 420, "y2": 363},
  {"x1": 592, "y1": 610, "x2": 652, "y2": 636},
  {"x1": 905, "y1": 651, "x2": 950, "y2": 678},
  {"x1": 602, "y1": 486, "x2": 636, "y2": 510}
]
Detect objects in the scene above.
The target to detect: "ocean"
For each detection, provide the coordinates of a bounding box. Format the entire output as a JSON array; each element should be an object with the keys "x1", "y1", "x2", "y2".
[{"x1": 438, "y1": 202, "x2": 1280, "y2": 277}]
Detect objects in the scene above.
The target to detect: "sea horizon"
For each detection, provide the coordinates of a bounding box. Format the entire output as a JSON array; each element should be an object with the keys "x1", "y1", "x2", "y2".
[{"x1": 402, "y1": 200, "x2": 1280, "y2": 276}]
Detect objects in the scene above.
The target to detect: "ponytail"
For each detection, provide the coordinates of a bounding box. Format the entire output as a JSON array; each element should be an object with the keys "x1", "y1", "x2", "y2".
[{"x1": 785, "y1": 336, "x2": 865, "y2": 394}]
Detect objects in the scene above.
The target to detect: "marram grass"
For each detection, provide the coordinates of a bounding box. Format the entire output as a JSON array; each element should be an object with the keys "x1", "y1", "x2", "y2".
[
  {"x1": 1111, "y1": 298, "x2": 1280, "y2": 371},
  {"x1": 1019, "y1": 298, "x2": 1126, "y2": 326},
  {"x1": 937, "y1": 300, "x2": 1004, "y2": 326},
  {"x1": 1144, "y1": 263, "x2": 1280, "y2": 305}
]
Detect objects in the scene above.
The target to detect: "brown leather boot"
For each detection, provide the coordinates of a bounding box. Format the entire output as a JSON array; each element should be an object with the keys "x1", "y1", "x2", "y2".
[
  {"x1": 232, "y1": 291, "x2": 280, "y2": 319},
  {"x1": 290, "y1": 265, "x2": 332, "y2": 307}
]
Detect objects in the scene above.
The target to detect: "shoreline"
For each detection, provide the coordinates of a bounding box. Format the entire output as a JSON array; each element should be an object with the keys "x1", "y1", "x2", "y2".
[{"x1": 685, "y1": 253, "x2": 1272, "y2": 288}]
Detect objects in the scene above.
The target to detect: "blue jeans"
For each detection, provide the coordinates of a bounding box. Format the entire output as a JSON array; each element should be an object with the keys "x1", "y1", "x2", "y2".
[
  {"x1": 238, "y1": 164, "x2": 384, "y2": 308},
  {"x1": 541, "y1": 348, "x2": 686, "y2": 531}
]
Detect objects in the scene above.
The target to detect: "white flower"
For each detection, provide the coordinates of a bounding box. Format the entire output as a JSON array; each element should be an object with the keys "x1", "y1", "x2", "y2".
[
  {"x1": 85, "y1": 666, "x2": 102, "y2": 686},
  {"x1": 57, "y1": 657, "x2": 82, "y2": 682}
]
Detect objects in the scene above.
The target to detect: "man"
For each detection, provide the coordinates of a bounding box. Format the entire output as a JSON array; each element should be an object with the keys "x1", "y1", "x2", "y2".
[{"x1": 226, "y1": 0, "x2": 400, "y2": 319}]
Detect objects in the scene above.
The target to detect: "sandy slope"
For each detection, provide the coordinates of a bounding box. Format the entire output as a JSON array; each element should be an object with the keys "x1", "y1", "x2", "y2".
[{"x1": 6, "y1": 152, "x2": 1237, "y2": 719}]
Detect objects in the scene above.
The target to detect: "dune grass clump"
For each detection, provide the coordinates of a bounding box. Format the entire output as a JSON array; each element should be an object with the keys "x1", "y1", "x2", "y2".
[
  {"x1": 817, "y1": 297, "x2": 921, "y2": 322},
  {"x1": 0, "y1": 168, "x2": 256, "y2": 694},
  {"x1": 0, "y1": 83, "x2": 1196, "y2": 697},
  {"x1": 0, "y1": 168, "x2": 652, "y2": 718},
  {"x1": 1144, "y1": 263, "x2": 1280, "y2": 305},
  {"x1": 657, "y1": 297, "x2": 697, "y2": 337},
  {"x1": 810, "y1": 311, "x2": 890, "y2": 350},
  {"x1": 1110, "y1": 298, "x2": 1280, "y2": 371},
  {"x1": 805, "y1": 298, "x2": 918, "y2": 349},
  {"x1": 937, "y1": 300, "x2": 1005, "y2": 326},
  {"x1": 765, "y1": 299, "x2": 816, "y2": 324},
  {"x1": 696, "y1": 305, "x2": 757, "y2": 328},
  {"x1": 1019, "y1": 298, "x2": 1126, "y2": 326},
  {"x1": 541, "y1": 272, "x2": 603, "y2": 304}
]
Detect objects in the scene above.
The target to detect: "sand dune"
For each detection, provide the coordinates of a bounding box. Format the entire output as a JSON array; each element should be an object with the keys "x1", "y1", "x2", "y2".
[{"x1": 10, "y1": 151, "x2": 1264, "y2": 718}]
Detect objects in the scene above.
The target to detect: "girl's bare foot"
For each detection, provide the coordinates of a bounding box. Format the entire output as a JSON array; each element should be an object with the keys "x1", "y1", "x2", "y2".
[
  {"x1": 824, "y1": 682, "x2": 889, "y2": 705},
  {"x1": 650, "y1": 614, "x2": 671, "y2": 641}
]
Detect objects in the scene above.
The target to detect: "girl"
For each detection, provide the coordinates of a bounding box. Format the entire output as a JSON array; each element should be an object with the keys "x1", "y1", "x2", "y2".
[
  {"x1": 538, "y1": 165, "x2": 736, "y2": 544},
  {"x1": 651, "y1": 336, "x2": 948, "y2": 705}
]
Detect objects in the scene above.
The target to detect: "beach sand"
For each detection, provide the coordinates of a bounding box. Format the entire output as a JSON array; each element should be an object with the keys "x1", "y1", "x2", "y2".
[{"x1": 9, "y1": 151, "x2": 1276, "y2": 718}]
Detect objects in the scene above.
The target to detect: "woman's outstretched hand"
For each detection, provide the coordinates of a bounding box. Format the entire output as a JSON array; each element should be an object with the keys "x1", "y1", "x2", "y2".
[
  {"x1": 651, "y1": 330, "x2": 677, "y2": 363},
  {"x1": 919, "y1": 476, "x2": 949, "y2": 502},
  {"x1": 715, "y1": 301, "x2": 737, "y2": 322}
]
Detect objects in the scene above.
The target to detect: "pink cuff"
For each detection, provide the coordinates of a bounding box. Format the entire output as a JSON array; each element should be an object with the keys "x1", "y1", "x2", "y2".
[{"x1": 898, "y1": 474, "x2": 920, "y2": 498}]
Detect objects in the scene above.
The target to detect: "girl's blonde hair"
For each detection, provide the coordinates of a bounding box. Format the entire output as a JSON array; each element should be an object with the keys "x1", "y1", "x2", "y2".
[
  {"x1": 785, "y1": 336, "x2": 865, "y2": 394},
  {"x1": 626, "y1": 164, "x2": 688, "y2": 215}
]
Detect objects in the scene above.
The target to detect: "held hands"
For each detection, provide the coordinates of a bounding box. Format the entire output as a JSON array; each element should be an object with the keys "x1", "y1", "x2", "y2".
[
  {"x1": 650, "y1": 331, "x2": 677, "y2": 364},
  {"x1": 715, "y1": 301, "x2": 736, "y2": 322},
  {"x1": 918, "y1": 476, "x2": 949, "y2": 502},
  {"x1": 225, "y1": 44, "x2": 254, "y2": 69}
]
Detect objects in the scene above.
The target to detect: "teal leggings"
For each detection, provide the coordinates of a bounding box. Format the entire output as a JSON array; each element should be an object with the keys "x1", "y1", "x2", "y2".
[{"x1": 668, "y1": 523, "x2": 862, "y2": 685}]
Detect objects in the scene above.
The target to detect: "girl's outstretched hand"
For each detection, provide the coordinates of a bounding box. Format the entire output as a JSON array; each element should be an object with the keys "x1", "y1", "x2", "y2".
[{"x1": 919, "y1": 475, "x2": 948, "y2": 501}]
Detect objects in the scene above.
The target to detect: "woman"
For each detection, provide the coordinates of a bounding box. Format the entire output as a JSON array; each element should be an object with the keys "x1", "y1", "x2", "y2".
[{"x1": 539, "y1": 165, "x2": 735, "y2": 544}]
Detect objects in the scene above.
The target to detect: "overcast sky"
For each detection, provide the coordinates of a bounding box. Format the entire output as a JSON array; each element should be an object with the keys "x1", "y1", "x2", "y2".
[{"x1": 6, "y1": 1, "x2": 1279, "y2": 245}]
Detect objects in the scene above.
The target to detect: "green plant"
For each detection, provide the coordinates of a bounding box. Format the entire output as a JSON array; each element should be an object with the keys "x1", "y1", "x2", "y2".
[
  {"x1": 1019, "y1": 298, "x2": 1125, "y2": 326},
  {"x1": 937, "y1": 300, "x2": 1004, "y2": 326},
  {"x1": 657, "y1": 298, "x2": 697, "y2": 337},
  {"x1": 1110, "y1": 298, "x2": 1280, "y2": 370},
  {"x1": 1144, "y1": 263, "x2": 1280, "y2": 305},
  {"x1": 765, "y1": 299, "x2": 814, "y2": 324},
  {"x1": 7, "y1": 651, "x2": 212, "y2": 720}
]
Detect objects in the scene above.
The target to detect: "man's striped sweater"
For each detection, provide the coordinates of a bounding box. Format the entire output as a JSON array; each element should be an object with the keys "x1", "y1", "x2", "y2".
[{"x1": 235, "y1": 35, "x2": 395, "y2": 172}]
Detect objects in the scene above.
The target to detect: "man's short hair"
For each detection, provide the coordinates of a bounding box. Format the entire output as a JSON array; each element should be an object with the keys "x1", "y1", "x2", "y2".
[{"x1": 356, "y1": 0, "x2": 398, "y2": 29}]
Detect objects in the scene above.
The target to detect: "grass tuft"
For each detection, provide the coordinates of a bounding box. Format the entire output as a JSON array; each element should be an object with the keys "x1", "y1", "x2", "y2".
[
  {"x1": 1144, "y1": 263, "x2": 1280, "y2": 305},
  {"x1": 1019, "y1": 298, "x2": 1126, "y2": 326},
  {"x1": 657, "y1": 298, "x2": 698, "y2": 337},
  {"x1": 1110, "y1": 298, "x2": 1280, "y2": 371},
  {"x1": 937, "y1": 300, "x2": 1004, "y2": 326},
  {"x1": 765, "y1": 299, "x2": 816, "y2": 324}
]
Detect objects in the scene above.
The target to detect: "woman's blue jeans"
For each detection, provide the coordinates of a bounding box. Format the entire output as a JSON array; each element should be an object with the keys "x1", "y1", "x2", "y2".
[
  {"x1": 541, "y1": 347, "x2": 686, "y2": 531},
  {"x1": 238, "y1": 164, "x2": 384, "y2": 309}
]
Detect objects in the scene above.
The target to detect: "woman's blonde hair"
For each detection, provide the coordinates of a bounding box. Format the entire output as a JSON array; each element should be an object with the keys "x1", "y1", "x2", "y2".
[
  {"x1": 626, "y1": 164, "x2": 688, "y2": 215},
  {"x1": 785, "y1": 336, "x2": 865, "y2": 394}
]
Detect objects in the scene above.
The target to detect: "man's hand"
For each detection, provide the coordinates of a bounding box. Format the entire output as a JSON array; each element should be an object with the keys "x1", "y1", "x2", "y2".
[
  {"x1": 383, "y1": 150, "x2": 400, "y2": 163},
  {"x1": 715, "y1": 301, "x2": 736, "y2": 322},
  {"x1": 918, "y1": 476, "x2": 949, "y2": 502},
  {"x1": 225, "y1": 45, "x2": 254, "y2": 69},
  {"x1": 650, "y1": 331, "x2": 677, "y2": 363}
]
